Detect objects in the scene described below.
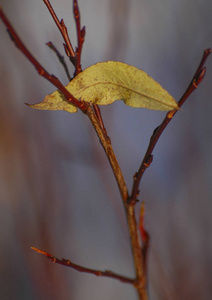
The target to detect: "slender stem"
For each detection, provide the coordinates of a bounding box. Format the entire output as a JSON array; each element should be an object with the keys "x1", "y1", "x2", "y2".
[
  {"x1": 31, "y1": 247, "x2": 135, "y2": 285},
  {"x1": 44, "y1": 0, "x2": 106, "y2": 139},
  {"x1": 86, "y1": 107, "x2": 129, "y2": 202},
  {"x1": 130, "y1": 49, "x2": 211, "y2": 204},
  {"x1": 46, "y1": 41, "x2": 72, "y2": 81},
  {"x1": 0, "y1": 7, "x2": 87, "y2": 112},
  {"x1": 125, "y1": 206, "x2": 148, "y2": 300},
  {"x1": 86, "y1": 107, "x2": 148, "y2": 299},
  {"x1": 73, "y1": 0, "x2": 85, "y2": 75},
  {"x1": 43, "y1": 0, "x2": 76, "y2": 65}
]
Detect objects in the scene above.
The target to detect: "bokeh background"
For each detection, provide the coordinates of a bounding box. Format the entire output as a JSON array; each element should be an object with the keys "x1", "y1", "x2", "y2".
[{"x1": 0, "y1": 0, "x2": 211, "y2": 299}]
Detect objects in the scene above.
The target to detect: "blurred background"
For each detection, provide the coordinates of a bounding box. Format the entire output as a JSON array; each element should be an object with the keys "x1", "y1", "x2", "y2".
[{"x1": 0, "y1": 0, "x2": 211, "y2": 299}]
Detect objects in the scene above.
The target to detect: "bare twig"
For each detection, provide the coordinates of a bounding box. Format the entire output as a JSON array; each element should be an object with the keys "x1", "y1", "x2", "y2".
[
  {"x1": 0, "y1": 7, "x2": 88, "y2": 113},
  {"x1": 129, "y1": 49, "x2": 211, "y2": 204},
  {"x1": 73, "y1": 0, "x2": 85, "y2": 75},
  {"x1": 44, "y1": 0, "x2": 105, "y2": 132},
  {"x1": 46, "y1": 41, "x2": 72, "y2": 81},
  {"x1": 31, "y1": 246, "x2": 135, "y2": 285},
  {"x1": 43, "y1": 0, "x2": 76, "y2": 65}
]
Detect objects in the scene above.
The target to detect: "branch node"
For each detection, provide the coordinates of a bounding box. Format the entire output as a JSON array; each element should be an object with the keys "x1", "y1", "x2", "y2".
[
  {"x1": 81, "y1": 26, "x2": 86, "y2": 38},
  {"x1": 194, "y1": 67, "x2": 207, "y2": 87},
  {"x1": 144, "y1": 155, "x2": 153, "y2": 168},
  {"x1": 167, "y1": 109, "x2": 177, "y2": 119}
]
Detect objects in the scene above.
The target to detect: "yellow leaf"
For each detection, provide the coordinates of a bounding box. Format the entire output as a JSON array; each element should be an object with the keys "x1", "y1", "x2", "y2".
[{"x1": 28, "y1": 61, "x2": 178, "y2": 113}]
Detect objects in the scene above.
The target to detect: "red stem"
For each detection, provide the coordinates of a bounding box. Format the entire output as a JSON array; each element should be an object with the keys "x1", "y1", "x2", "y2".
[
  {"x1": 43, "y1": 0, "x2": 76, "y2": 64},
  {"x1": 31, "y1": 247, "x2": 135, "y2": 285},
  {"x1": 73, "y1": 0, "x2": 86, "y2": 75},
  {"x1": 0, "y1": 7, "x2": 88, "y2": 113},
  {"x1": 130, "y1": 49, "x2": 211, "y2": 204},
  {"x1": 46, "y1": 41, "x2": 72, "y2": 81}
]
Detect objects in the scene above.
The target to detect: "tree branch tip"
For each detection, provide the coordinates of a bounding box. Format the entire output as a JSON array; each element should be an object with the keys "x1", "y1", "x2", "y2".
[
  {"x1": 31, "y1": 246, "x2": 46, "y2": 255},
  {"x1": 144, "y1": 155, "x2": 153, "y2": 168},
  {"x1": 31, "y1": 247, "x2": 59, "y2": 264}
]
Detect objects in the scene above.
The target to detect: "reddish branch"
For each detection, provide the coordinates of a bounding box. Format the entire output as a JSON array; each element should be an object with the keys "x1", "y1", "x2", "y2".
[
  {"x1": 43, "y1": 0, "x2": 76, "y2": 65},
  {"x1": 46, "y1": 41, "x2": 72, "y2": 81},
  {"x1": 43, "y1": 0, "x2": 85, "y2": 76},
  {"x1": 31, "y1": 247, "x2": 135, "y2": 285},
  {"x1": 43, "y1": 0, "x2": 105, "y2": 132},
  {"x1": 73, "y1": 0, "x2": 85, "y2": 75},
  {"x1": 129, "y1": 49, "x2": 211, "y2": 204},
  {"x1": 0, "y1": 7, "x2": 88, "y2": 113}
]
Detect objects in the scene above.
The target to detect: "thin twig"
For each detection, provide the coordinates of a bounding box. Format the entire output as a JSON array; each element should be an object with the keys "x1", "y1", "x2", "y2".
[
  {"x1": 129, "y1": 49, "x2": 211, "y2": 204},
  {"x1": 31, "y1": 247, "x2": 135, "y2": 285},
  {"x1": 86, "y1": 106, "x2": 129, "y2": 202},
  {"x1": 0, "y1": 7, "x2": 88, "y2": 113},
  {"x1": 73, "y1": 0, "x2": 85, "y2": 75},
  {"x1": 44, "y1": 0, "x2": 105, "y2": 130},
  {"x1": 43, "y1": 0, "x2": 76, "y2": 65},
  {"x1": 46, "y1": 41, "x2": 72, "y2": 81}
]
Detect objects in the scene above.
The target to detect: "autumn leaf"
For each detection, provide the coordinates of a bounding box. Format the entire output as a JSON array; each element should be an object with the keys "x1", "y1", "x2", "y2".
[{"x1": 28, "y1": 61, "x2": 178, "y2": 113}]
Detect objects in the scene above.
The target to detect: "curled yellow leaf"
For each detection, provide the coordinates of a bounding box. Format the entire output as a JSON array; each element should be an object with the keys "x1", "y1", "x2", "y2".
[{"x1": 28, "y1": 61, "x2": 178, "y2": 113}]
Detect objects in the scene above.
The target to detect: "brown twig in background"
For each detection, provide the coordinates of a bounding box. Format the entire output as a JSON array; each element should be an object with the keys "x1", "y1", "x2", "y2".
[
  {"x1": 73, "y1": 0, "x2": 86, "y2": 75},
  {"x1": 129, "y1": 49, "x2": 211, "y2": 205},
  {"x1": 43, "y1": 0, "x2": 76, "y2": 66},
  {"x1": 31, "y1": 247, "x2": 135, "y2": 285},
  {"x1": 46, "y1": 41, "x2": 72, "y2": 81}
]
